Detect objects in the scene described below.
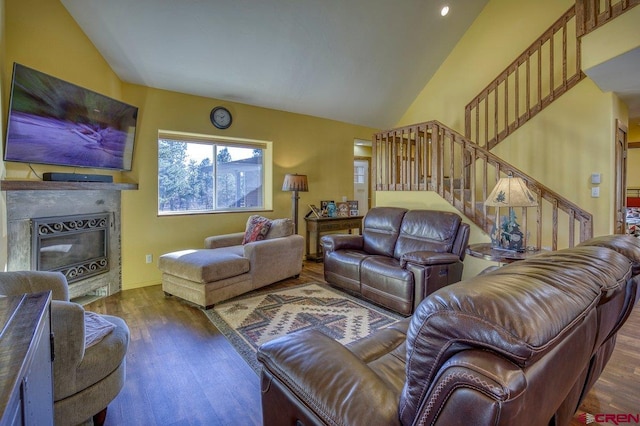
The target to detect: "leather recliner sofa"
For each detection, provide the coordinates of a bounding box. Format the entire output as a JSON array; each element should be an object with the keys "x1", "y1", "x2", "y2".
[
  {"x1": 257, "y1": 235, "x2": 640, "y2": 426},
  {"x1": 321, "y1": 207, "x2": 470, "y2": 315}
]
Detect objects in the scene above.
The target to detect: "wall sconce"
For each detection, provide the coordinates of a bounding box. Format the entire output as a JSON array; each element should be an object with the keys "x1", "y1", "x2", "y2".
[
  {"x1": 485, "y1": 173, "x2": 538, "y2": 252},
  {"x1": 282, "y1": 173, "x2": 308, "y2": 234}
]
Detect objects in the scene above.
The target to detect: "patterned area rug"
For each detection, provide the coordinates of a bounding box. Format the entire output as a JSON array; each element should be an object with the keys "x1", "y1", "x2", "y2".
[{"x1": 203, "y1": 282, "x2": 402, "y2": 374}]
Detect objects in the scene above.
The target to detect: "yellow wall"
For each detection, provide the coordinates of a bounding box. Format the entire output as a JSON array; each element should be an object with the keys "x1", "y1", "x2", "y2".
[
  {"x1": 121, "y1": 84, "x2": 375, "y2": 288},
  {"x1": 396, "y1": 0, "x2": 627, "y2": 238},
  {"x1": 1, "y1": 0, "x2": 377, "y2": 289},
  {"x1": 3, "y1": 0, "x2": 125, "y2": 181},
  {"x1": 581, "y1": 6, "x2": 640, "y2": 71}
]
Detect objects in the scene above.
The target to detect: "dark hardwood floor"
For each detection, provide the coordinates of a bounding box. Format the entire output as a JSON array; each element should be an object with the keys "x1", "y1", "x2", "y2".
[{"x1": 84, "y1": 261, "x2": 640, "y2": 426}]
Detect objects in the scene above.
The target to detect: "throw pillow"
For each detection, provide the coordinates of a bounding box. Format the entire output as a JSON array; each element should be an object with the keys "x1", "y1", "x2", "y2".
[{"x1": 242, "y1": 215, "x2": 272, "y2": 244}]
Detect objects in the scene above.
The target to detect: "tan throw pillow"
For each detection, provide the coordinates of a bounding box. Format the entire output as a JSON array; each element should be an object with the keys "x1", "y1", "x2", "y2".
[{"x1": 242, "y1": 215, "x2": 272, "y2": 244}]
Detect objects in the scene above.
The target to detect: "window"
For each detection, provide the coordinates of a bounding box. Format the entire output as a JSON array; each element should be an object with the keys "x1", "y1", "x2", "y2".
[{"x1": 158, "y1": 132, "x2": 270, "y2": 215}]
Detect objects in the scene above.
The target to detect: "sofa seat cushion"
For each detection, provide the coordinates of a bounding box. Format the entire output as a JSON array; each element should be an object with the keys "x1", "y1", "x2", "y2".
[
  {"x1": 361, "y1": 256, "x2": 414, "y2": 315},
  {"x1": 158, "y1": 248, "x2": 250, "y2": 283},
  {"x1": 324, "y1": 249, "x2": 370, "y2": 293}
]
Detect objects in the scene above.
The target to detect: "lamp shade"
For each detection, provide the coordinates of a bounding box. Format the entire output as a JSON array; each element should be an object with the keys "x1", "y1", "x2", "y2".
[
  {"x1": 485, "y1": 175, "x2": 537, "y2": 207},
  {"x1": 282, "y1": 174, "x2": 308, "y2": 192}
]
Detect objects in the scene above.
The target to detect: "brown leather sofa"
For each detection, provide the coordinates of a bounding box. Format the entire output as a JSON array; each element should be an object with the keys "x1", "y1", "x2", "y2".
[
  {"x1": 321, "y1": 207, "x2": 470, "y2": 315},
  {"x1": 257, "y1": 235, "x2": 640, "y2": 426}
]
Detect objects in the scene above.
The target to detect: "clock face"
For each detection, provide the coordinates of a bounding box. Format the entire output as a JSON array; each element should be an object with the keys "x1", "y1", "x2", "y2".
[{"x1": 210, "y1": 107, "x2": 232, "y2": 129}]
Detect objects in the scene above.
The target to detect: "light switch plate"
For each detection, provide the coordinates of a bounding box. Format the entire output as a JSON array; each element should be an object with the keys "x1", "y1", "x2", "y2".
[{"x1": 591, "y1": 187, "x2": 600, "y2": 197}]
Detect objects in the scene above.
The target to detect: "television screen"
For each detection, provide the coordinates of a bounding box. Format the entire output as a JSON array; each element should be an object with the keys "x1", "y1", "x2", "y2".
[{"x1": 4, "y1": 63, "x2": 138, "y2": 171}]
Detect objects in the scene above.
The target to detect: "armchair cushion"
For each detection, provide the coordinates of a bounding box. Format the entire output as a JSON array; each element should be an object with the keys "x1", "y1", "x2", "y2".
[{"x1": 242, "y1": 215, "x2": 272, "y2": 244}]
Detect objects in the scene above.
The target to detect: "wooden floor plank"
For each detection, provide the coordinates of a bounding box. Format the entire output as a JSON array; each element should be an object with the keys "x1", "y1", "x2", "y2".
[{"x1": 83, "y1": 261, "x2": 640, "y2": 426}]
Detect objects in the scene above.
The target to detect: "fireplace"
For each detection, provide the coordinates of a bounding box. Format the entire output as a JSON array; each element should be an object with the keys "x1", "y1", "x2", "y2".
[
  {"x1": 32, "y1": 213, "x2": 110, "y2": 283},
  {"x1": 5, "y1": 187, "x2": 124, "y2": 302}
]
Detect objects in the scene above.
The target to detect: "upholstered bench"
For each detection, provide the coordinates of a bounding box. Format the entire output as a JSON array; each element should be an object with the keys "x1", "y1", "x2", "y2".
[{"x1": 159, "y1": 216, "x2": 304, "y2": 309}]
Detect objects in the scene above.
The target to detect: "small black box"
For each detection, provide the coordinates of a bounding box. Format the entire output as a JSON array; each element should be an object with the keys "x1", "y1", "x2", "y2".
[{"x1": 43, "y1": 172, "x2": 114, "y2": 183}]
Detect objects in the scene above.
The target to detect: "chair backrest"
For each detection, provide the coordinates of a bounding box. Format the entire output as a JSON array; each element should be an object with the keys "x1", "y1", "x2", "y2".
[
  {"x1": 393, "y1": 210, "x2": 464, "y2": 260},
  {"x1": 399, "y1": 245, "x2": 633, "y2": 425},
  {"x1": 0, "y1": 271, "x2": 69, "y2": 301},
  {"x1": 361, "y1": 207, "x2": 407, "y2": 257}
]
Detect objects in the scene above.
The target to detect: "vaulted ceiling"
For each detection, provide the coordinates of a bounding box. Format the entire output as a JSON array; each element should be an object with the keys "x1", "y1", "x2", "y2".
[{"x1": 60, "y1": 0, "x2": 489, "y2": 129}]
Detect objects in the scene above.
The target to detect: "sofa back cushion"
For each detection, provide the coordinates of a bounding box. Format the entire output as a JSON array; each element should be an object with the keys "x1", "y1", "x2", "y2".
[
  {"x1": 265, "y1": 218, "x2": 294, "y2": 239},
  {"x1": 393, "y1": 210, "x2": 462, "y2": 259},
  {"x1": 362, "y1": 207, "x2": 407, "y2": 257},
  {"x1": 399, "y1": 245, "x2": 633, "y2": 425}
]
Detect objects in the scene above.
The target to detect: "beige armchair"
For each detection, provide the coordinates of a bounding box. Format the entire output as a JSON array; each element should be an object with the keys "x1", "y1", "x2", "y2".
[{"x1": 0, "y1": 271, "x2": 129, "y2": 426}]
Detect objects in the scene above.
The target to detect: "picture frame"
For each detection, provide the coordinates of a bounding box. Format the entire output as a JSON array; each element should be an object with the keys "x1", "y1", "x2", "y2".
[
  {"x1": 320, "y1": 200, "x2": 334, "y2": 217},
  {"x1": 347, "y1": 200, "x2": 359, "y2": 216},
  {"x1": 336, "y1": 202, "x2": 350, "y2": 217},
  {"x1": 308, "y1": 204, "x2": 321, "y2": 218}
]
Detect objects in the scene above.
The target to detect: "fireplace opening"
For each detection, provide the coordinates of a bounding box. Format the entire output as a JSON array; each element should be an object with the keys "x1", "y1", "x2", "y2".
[{"x1": 32, "y1": 213, "x2": 110, "y2": 283}]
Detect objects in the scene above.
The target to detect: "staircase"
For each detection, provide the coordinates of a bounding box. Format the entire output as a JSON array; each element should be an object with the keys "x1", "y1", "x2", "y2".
[
  {"x1": 372, "y1": 0, "x2": 638, "y2": 250},
  {"x1": 373, "y1": 121, "x2": 592, "y2": 250}
]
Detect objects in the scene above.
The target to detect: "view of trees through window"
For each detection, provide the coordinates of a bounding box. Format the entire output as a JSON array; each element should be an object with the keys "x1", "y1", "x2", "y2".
[{"x1": 158, "y1": 138, "x2": 264, "y2": 214}]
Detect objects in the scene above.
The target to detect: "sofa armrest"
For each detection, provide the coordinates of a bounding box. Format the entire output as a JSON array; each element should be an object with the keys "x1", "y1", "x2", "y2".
[
  {"x1": 204, "y1": 232, "x2": 244, "y2": 249},
  {"x1": 320, "y1": 234, "x2": 364, "y2": 252},
  {"x1": 51, "y1": 300, "x2": 86, "y2": 399},
  {"x1": 400, "y1": 251, "x2": 460, "y2": 268},
  {"x1": 258, "y1": 329, "x2": 401, "y2": 426},
  {"x1": 243, "y1": 235, "x2": 304, "y2": 287}
]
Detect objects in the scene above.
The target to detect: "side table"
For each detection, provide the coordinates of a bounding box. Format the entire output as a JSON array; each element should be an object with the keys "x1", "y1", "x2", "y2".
[
  {"x1": 466, "y1": 243, "x2": 545, "y2": 264},
  {"x1": 304, "y1": 216, "x2": 363, "y2": 261}
]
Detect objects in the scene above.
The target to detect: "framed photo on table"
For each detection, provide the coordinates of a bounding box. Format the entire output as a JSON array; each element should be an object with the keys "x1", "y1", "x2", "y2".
[
  {"x1": 307, "y1": 204, "x2": 321, "y2": 218},
  {"x1": 336, "y1": 202, "x2": 350, "y2": 217},
  {"x1": 348, "y1": 200, "x2": 359, "y2": 216}
]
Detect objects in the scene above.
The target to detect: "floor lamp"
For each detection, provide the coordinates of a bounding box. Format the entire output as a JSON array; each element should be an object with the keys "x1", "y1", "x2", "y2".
[{"x1": 282, "y1": 173, "x2": 308, "y2": 234}]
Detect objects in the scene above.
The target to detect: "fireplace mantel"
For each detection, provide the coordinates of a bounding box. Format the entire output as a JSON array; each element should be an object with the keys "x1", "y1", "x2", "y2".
[{"x1": 1, "y1": 180, "x2": 138, "y2": 191}]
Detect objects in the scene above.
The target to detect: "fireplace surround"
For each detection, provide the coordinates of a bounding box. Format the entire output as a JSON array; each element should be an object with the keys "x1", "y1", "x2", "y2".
[{"x1": 3, "y1": 182, "x2": 130, "y2": 302}]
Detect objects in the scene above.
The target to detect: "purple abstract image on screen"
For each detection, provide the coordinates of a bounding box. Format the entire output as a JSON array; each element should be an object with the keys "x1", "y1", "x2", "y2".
[{"x1": 4, "y1": 63, "x2": 138, "y2": 171}]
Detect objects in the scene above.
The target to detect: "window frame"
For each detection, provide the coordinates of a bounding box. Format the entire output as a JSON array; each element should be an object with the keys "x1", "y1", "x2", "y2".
[{"x1": 157, "y1": 130, "x2": 273, "y2": 216}]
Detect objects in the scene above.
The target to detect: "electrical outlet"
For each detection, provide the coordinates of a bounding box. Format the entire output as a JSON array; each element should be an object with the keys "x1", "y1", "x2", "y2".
[
  {"x1": 591, "y1": 187, "x2": 600, "y2": 198},
  {"x1": 145, "y1": 254, "x2": 153, "y2": 264}
]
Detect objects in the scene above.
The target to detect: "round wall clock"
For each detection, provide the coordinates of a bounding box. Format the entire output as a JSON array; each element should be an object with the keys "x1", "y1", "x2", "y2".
[{"x1": 210, "y1": 106, "x2": 232, "y2": 129}]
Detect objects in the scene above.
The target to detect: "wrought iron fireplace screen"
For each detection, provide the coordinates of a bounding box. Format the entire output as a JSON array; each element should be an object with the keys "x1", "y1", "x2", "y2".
[{"x1": 31, "y1": 213, "x2": 110, "y2": 283}]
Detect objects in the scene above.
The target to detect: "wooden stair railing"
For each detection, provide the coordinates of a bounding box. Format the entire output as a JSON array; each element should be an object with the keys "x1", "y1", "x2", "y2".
[
  {"x1": 465, "y1": 6, "x2": 585, "y2": 150},
  {"x1": 373, "y1": 121, "x2": 593, "y2": 250},
  {"x1": 576, "y1": 0, "x2": 640, "y2": 37}
]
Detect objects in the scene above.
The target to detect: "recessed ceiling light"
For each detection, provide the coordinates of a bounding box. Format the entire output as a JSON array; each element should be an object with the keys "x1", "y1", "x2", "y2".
[{"x1": 441, "y1": 5, "x2": 450, "y2": 16}]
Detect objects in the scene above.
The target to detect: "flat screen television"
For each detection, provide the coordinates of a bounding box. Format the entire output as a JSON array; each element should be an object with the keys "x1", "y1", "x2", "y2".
[{"x1": 4, "y1": 63, "x2": 138, "y2": 171}]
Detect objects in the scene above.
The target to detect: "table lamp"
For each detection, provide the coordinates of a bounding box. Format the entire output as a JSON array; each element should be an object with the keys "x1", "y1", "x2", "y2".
[{"x1": 485, "y1": 173, "x2": 538, "y2": 251}]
